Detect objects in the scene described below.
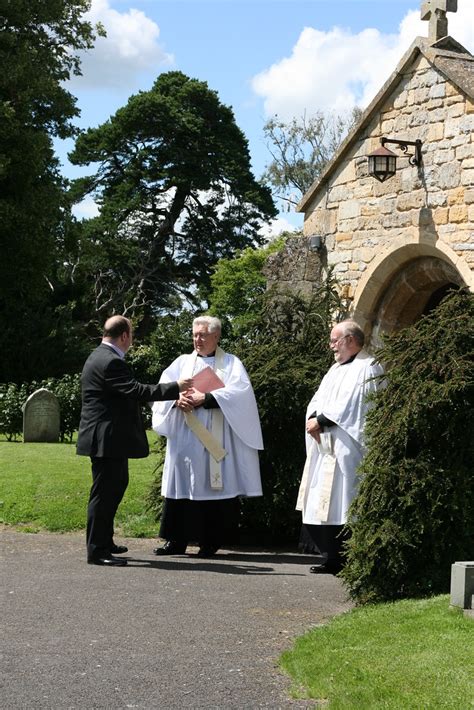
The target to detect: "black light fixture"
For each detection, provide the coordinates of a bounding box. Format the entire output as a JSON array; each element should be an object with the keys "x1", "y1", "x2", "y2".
[
  {"x1": 308, "y1": 235, "x2": 323, "y2": 252},
  {"x1": 368, "y1": 137, "x2": 423, "y2": 182}
]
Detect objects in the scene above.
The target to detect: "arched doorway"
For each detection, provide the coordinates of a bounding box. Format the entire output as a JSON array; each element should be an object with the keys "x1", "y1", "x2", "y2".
[
  {"x1": 352, "y1": 240, "x2": 472, "y2": 346},
  {"x1": 372, "y1": 256, "x2": 462, "y2": 334}
]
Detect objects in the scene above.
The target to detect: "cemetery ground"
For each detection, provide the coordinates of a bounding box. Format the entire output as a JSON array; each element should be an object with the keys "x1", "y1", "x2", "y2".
[{"x1": 1, "y1": 435, "x2": 473, "y2": 709}]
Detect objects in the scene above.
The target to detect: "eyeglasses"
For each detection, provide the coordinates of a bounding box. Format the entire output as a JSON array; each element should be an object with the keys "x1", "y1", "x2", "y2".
[{"x1": 329, "y1": 334, "x2": 350, "y2": 345}]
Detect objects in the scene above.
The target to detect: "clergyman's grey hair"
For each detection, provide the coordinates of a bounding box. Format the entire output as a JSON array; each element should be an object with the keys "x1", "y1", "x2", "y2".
[{"x1": 193, "y1": 316, "x2": 222, "y2": 334}]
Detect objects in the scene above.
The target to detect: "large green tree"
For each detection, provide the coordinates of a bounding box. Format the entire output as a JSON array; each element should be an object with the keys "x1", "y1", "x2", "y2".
[
  {"x1": 0, "y1": 0, "x2": 100, "y2": 381},
  {"x1": 207, "y1": 234, "x2": 288, "y2": 340},
  {"x1": 68, "y1": 71, "x2": 277, "y2": 329}
]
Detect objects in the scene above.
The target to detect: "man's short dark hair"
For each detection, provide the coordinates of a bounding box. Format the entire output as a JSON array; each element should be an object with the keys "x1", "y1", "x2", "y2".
[{"x1": 103, "y1": 316, "x2": 131, "y2": 339}]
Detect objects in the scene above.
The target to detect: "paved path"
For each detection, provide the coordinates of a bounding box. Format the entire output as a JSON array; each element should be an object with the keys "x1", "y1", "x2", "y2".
[{"x1": 1, "y1": 529, "x2": 352, "y2": 709}]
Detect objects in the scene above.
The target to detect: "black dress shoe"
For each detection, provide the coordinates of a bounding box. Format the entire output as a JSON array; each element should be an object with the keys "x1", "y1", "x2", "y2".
[
  {"x1": 309, "y1": 562, "x2": 342, "y2": 574},
  {"x1": 309, "y1": 564, "x2": 328, "y2": 573},
  {"x1": 110, "y1": 544, "x2": 128, "y2": 554},
  {"x1": 153, "y1": 540, "x2": 187, "y2": 555},
  {"x1": 88, "y1": 555, "x2": 128, "y2": 566},
  {"x1": 196, "y1": 545, "x2": 219, "y2": 558}
]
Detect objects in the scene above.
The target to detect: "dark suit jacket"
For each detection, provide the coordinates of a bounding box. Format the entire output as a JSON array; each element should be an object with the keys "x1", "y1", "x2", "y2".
[{"x1": 76, "y1": 344, "x2": 179, "y2": 459}]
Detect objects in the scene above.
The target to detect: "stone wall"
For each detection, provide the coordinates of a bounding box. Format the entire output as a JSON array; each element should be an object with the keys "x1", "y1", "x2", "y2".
[
  {"x1": 302, "y1": 53, "x2": 474, "y2": 306},
  {"x1": 264, "y1": 234, "x2": 323, "y2": 295}
]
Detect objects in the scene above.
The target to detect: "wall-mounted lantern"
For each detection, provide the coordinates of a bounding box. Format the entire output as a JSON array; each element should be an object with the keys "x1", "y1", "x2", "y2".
[
  {"x1": 308, "y1": 235, "x2": 323, "y2": 252},
  {"x1": 368, "y1": 137, "x2": 423, "y2": 182}
]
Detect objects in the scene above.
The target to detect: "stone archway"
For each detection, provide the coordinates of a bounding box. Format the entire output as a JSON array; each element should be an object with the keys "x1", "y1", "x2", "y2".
[
  {"x1": 351, "y1": 239, "x2": 471, "y2": 345},
  {"x1": 371, "y1": 256, "x2": 462, "y2": 339}
]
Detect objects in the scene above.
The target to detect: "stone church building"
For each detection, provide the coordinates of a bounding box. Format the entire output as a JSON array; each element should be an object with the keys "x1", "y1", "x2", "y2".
[{"x1": 269, "y1": 1, "x2": 474, "y2": 345}]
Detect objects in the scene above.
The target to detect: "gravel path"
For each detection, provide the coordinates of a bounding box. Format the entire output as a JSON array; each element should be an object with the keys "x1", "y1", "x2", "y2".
[{"x1": 1, "y1": 529, "x2": 352, "y2": 709}]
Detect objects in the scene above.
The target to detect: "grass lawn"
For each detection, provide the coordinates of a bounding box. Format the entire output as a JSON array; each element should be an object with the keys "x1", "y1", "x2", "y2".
[
  {"x1": 281, "y1": 595, "x2": 474, "y2": 709},
  {"x1": 0, "y1": 432, "x2": 163, "y2": 537}
]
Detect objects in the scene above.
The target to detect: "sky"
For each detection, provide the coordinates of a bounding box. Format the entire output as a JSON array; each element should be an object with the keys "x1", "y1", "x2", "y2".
[{"x1": 61, "y1": 0, "x2": 474, "y2": 233}]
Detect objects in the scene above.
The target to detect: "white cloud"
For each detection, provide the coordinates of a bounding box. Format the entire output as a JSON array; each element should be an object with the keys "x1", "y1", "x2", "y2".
[
  {"x1": 251, "y1": 0, "x2": 474, "y2": 120},
  {"x1": 74, "y1": 0, "x2": 173, "y2": 89},
  {"x1": 72, "y1": 196, "x2": 100, "y2": 220},
  {"x1": 448, "y1": 0, "x2": 474, "y2": 52},
  {"x1": 259, "y1": 216, "x2": 301, "y2": 243}
]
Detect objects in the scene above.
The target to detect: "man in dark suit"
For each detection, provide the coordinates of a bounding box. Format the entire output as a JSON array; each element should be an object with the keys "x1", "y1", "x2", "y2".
[{"x1": 77, "y1": 315, "x2": 193, "y2": 567}]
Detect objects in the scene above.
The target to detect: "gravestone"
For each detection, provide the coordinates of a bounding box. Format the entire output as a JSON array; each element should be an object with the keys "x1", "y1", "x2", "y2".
[
  {"x1": 450, "y1": 561, "x2": 474, "y2": 609},
  {"x1": 23, "y1": 389, "x2": 60, "y2": 443}
]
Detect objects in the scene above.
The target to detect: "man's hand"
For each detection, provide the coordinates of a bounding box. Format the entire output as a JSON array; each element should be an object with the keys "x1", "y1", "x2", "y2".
[
  {"x1": 187, "y1": 388, "x2": 206, "y2": 408},
  {"x1": 177, "y1": 377, "x2": 193, "y2": 392},
  {"x1": 306, "y1": 417, "x2": 321, "y2": 444},
  {"x1": 175, "y1": 393, "x2": 195, "y2": 412}
]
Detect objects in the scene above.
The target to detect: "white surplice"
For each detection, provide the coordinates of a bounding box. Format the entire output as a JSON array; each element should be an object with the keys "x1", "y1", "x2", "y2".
[
  {"x1": 152, "y1": 350, "x2": 263, "y2": 500},
  {"x1": 297, "y1": 351, "x2": 384, "y2": 525}
]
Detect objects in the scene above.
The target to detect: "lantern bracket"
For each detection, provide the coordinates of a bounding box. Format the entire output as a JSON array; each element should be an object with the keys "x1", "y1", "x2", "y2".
[{"x1": 381, "y1": 137, "x2": 423, "y2": 167}]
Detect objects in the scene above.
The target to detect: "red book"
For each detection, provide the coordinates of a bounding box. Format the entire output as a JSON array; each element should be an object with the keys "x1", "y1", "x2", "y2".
[{"x1": 192, "y1": 366, "x2": 225, "y2": 393}]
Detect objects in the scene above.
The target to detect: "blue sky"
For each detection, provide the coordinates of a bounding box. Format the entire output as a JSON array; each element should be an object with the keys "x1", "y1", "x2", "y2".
[{"x1": 62, "y1": 0, "x2": 474, "y2": 231}]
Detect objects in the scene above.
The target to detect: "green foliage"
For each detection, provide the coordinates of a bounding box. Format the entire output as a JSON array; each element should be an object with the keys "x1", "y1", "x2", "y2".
[
  {"x1": 68, "y1": 70, "x2": 277, "y2": 323},
  {"x1": 0, "y1": 0, "x2": 101, "y2": 382},
  {"x1": 128, "y1": 311, "x2": 196, "y2": 382},
  {"x1": 127, "y1": 312, "x2": 198, "y2": 431},
  {"x1": 342, "y1": 291, "x2": 474, "y2": 603},
  {"x1": 41, "y1": 374, "x2": 82, "y2": 442},
  {"x1": 145, "y1": 442, "x2": 167, "y2": 524},
  {"x1": 207, "y1": 235, "x2": 287, "y2": 339},
  {"x1": 0, "y1": 383, "x2": 29, "y2": 441},
  {"x1": 232, "y1": 278, "x2": 342, "y2": 543}
]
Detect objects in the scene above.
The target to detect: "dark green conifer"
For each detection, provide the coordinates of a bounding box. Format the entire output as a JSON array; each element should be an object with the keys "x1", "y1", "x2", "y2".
[{"x1": 342, "y1": 291, "x2": 474, "y2": 603}]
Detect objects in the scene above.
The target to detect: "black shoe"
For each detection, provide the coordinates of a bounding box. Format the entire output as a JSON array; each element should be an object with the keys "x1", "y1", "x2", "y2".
[
  {"x1": 309, "y1": 564, "x2": 328, "y2": 573},
  {"x1": 88, "y1": 555, "x2": 128, "y2": 567},
  {"x1": 153, "y1": 540, "x2": 187, "y2": 555},
  {"x1": 110, "y1": 544, "x2": 128, "y2": 554},
  {"x1": 196, "y1": 545, "x2": 219, "y2": 558},
  {"x1": 309, "y1": 562, "x2": 342, "y2": 575}
]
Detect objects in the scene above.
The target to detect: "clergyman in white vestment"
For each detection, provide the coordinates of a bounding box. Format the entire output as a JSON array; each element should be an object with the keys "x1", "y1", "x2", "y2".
[
  {"x1": 296, "y1": 320, "x2": 384, "y2": 574},
  {"x1": 151, "y1": 315, "x2": 263, "y2": 557}
]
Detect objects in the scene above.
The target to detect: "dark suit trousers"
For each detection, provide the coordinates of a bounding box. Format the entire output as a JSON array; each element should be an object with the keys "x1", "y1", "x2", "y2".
[{"x1": 87, "y1": 457, "x2": 129, "y2": 561}]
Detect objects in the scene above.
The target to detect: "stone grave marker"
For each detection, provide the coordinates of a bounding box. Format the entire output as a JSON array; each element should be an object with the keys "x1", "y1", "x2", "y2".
[
  {"x1": 23, "y1": 388, "x2": 60, "y2": 443},
  {"x1": 450, "y1": 561, "x2": 474, "y2": 610}
]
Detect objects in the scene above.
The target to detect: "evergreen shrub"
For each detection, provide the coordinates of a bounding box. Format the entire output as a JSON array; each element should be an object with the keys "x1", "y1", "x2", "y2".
[
  {"x1": 231, "y1": 280, "x2": 342, "y2": 544},
  {"x1": 42, "y1": 374, "x2": 82, "y2": 442},
  {"x1": 342, "y1": 291, "x2": 474, "y2": 603},
  {"x1": 128, "y1": 311, "x2": 198, "y2": 430},
  {"x1": 0, "y1": 382, "x2": 29, "y2": 440}
]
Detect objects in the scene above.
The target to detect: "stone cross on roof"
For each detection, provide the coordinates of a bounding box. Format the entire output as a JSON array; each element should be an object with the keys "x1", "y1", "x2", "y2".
[{"x1": 421, "y1": 0, "x2": 458, "y2": 43}]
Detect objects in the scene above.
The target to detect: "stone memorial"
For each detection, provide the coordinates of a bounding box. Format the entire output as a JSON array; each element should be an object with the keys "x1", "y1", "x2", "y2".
[
  {"x1": 450, "y1": 561, "x2": 474, "y2": 610},
  {"x1": 23, "y1": 388, "x2": 60, "y2": 443}
]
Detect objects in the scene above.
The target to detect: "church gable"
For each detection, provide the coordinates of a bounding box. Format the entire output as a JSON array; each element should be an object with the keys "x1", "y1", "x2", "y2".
[
  {"x1": 289, "y1": 1, "x2": 474, "y2": 343},
  {"x1": 299, "y1": 36, "x2": 474, "y2": 214}
]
